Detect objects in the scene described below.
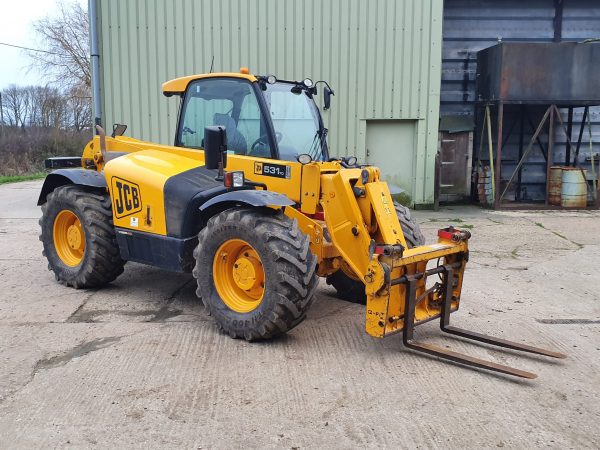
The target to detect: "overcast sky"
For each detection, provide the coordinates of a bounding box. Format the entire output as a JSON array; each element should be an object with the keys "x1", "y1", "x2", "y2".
[{"x1": 0, "y1": 0, "x2": 87, "y2": 89}]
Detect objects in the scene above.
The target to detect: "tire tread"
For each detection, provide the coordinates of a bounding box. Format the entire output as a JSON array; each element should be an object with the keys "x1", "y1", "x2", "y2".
[
  {"x1": 40, "y1": 185, "x2": 125, "y2": 289},
  {"x1": 193, "y1": 208, "x2": 318, "y2": 340}
]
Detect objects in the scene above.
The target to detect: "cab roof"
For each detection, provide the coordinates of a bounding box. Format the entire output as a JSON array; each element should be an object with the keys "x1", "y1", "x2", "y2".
[{"x1": 162, "y1": 71, "x2": 257, "y2": 96}]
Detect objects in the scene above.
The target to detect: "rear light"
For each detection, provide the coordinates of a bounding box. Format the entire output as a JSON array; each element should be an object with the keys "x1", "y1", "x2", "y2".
[
  {"x1": 224, "y1": 171, "x2": 245, "y2": 188},
  {"x1": 437, "y1": 226, "x2": 471, "y2": 242}
]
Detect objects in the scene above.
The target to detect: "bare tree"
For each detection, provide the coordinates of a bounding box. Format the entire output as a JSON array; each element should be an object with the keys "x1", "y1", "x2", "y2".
[
  {"x1": 29, "y1": 1, "x2": 90, "y2": 89},
  {"x1": 20, "y1": 85, "x2": 68, "y2": 129},
  {"x1": 26, "y1": 86, "x2": 45, "y2": 127},
  {"x1": 26, "y1": 86, "x2": 49, "y2": 127},
  {"x1": 67, "y1": 85, "x2": 92, "y2": 131},
  {"x1": 41, "y1": 87, "x2": 67, "y2": 129},
  {"x1": 1, "y1": 85, "x2": 30, "y2": 128}
]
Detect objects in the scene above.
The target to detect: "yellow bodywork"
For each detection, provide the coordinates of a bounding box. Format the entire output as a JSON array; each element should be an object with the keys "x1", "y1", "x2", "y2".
[
  {"x1": 82, "y1": 134, "x2": 303, "y2": 236},
  {"x1": 78, "y1": 71, "x2": 469, "y2": 340},
  {"x1": 81, "y1": 131, "x2": 468, "y2": 339}
]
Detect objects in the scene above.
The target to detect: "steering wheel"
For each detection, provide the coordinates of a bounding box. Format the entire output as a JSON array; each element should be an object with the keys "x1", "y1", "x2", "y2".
[{"x1": 250, "y1": 132, "x2": 283, "y2": 153}]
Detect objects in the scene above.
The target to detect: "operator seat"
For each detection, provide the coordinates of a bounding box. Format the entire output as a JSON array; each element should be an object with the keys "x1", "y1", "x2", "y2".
[{"x1": 213, "y1": 113, "x2": 247, "y2": 155}]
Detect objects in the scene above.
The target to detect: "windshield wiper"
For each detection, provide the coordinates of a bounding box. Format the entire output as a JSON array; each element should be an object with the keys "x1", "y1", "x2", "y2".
[
  {"x1": 307, "y1": 130, "x2": 320, "y2": 160},
  {"x1": 310, "y1": 128, "x2": 328, "y2": 160},
  {"x1": 307, "y1": 128, "x2": 328, "y2": 161},
  {"x1": 320, "y1": 128, "x2": 328, "y2": 155}
]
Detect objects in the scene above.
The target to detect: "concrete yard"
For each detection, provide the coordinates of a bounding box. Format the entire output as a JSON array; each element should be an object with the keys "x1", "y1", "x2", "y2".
[{"x1": 0, "y1": 180, "x2": 599, "y2": 449}]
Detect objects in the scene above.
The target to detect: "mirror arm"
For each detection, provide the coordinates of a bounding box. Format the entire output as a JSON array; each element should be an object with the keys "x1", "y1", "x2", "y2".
[
  {"x1": 315, "y1": 80, "x2": 335, "y2": 96},
  {"x1": 217, "y1": 141, "x2": 226, "y2": 180}
]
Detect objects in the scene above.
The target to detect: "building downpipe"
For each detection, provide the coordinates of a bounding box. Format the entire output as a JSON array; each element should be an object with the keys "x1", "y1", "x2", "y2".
[{"x1": 89, "y1": 0, "x2": 102, "y2": 132}]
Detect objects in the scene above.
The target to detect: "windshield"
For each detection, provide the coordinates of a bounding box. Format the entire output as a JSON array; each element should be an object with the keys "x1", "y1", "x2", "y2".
[{"x1": 261, "y1": 82, "x2": 326, "y2": 161}]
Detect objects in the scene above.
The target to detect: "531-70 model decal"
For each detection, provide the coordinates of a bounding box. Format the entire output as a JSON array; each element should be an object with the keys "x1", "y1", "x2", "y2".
[
  {"x1": 111, "y1": 177, "x2": 142, "y2": 219},
  {"x1": 254, "y1": 162, "x2": 291, "y2": 179}
]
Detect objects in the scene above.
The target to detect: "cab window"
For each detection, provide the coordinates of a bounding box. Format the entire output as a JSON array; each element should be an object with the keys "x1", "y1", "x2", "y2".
[{"x1": 177, "y1": 78, "x2": 271, "y2": 158}]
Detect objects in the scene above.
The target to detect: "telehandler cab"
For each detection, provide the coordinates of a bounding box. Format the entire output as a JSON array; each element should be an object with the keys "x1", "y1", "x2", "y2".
[{"x1": 38, "y1": 69, "x2": 565, "y2": 378}]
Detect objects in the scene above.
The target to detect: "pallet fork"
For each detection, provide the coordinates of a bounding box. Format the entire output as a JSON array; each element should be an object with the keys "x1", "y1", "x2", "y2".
[
  {"x1": 358, "y1": 224, "x2": 566, "y2": 380},
  {"x1": 398, "y1": 259, "x2": 567, "y2": 379}
]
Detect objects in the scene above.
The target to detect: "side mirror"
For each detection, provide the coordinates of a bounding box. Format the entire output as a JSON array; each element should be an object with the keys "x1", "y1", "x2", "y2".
[
  {"x1": 204, "y1": 126, "x2": 228, "y2": 171},
  {"x1": 323, "y1": 86, "x2": 334, "y2": 110}
]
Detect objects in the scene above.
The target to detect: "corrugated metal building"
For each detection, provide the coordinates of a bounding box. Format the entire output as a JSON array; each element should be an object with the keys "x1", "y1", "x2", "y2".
[
  {"x1": 95, "y1": 0, "x2": 600, "y2": 207},
  {"x1": 96, "y1": 0, "x2": 444, "y2": 206},
  {"x1": 441, "y1": 0, "x2": 600, "y2": 202}
]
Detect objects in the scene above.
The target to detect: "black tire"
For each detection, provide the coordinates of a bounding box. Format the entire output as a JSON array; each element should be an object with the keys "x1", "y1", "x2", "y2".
[
  {"x1": 39, "y1": 185, "x2": 125, "y2": 288},
  {"x1": 326, "y1": 201, "x2": 425, "y2": 304},
  {"x1": 193, "y1": 208, "x2": 318, "y2": 341},
  {"x1": 325, "y1": 267, "x2": 365, "y2": 303},
  {"x1": 394, "y1": 202, "x2": 425, "y2": 248}
]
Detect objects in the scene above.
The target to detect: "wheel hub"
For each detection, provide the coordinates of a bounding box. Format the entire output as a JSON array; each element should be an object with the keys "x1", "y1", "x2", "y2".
[
  {"x1": 212, "y1": 239, "x2": 265, "y2": 313},
  {"x1": 53, "y1": 209, "x2": 86, "y2": 267},
  {"x1": 233, "y1": 256, "x2": 262, "y2": 291},
  {"x1": 67, "y1": 224, "x2": 83, "y2": 250}
]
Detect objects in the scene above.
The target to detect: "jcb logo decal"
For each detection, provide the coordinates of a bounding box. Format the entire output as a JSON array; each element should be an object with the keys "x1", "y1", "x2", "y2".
[
  {"x1": 111, "y1": 177, "x2": 142, "y2": 219},
  {"x1": 254, "y1": 162, "x2": 263, "y2": 174}
]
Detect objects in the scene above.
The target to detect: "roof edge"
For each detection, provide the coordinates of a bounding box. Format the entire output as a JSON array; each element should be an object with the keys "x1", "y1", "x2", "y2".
[{"x1": 162, "y1": 72, "x2": 258, "y2": 96}]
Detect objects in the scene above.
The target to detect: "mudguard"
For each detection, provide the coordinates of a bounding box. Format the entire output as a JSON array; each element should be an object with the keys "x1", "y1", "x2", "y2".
[
  {"x1": 37, "y1": 169, "x2": 107, "y2": 205},
  {"x1": 199, "y1": 189, "x2": 295, "y2": 211}
]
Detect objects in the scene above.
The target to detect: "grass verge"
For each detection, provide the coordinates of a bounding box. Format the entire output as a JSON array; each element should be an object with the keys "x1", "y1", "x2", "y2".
[{"x1": 0, "y1": 172, "x2": 46, "y2": 185}]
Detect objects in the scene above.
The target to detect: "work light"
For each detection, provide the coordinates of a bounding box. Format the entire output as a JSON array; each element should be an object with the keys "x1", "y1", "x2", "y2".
[{"x1": 303, "y1": 78, "x2": 314, "y2": 88}]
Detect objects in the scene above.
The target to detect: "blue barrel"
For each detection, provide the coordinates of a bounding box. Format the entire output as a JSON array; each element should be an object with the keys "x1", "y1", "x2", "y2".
[{"x1": 561, "y1": 168, "x2": 587, "y2": 208}]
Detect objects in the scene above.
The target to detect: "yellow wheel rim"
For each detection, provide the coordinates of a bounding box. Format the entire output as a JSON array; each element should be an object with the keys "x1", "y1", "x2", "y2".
[
  {"x1": 213, "y1": 239, "x2": 265, "y2": 313},
  {"x1": 53, "y1": 209, "x2": 86, "y2": 267}
]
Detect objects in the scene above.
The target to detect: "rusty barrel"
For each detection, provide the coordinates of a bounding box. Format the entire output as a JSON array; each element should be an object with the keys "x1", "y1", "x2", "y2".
[
  {"x1": 561, "y1": 168, "x2": 587, "y2": 208},
  {"x1": 548, "y1": 166, "x2": 563, "y2": 205}
]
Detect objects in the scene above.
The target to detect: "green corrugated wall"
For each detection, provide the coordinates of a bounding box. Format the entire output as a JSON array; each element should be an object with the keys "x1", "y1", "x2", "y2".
[{"x1": 97, "y1": 0, "x2": 443, "y2": 205}]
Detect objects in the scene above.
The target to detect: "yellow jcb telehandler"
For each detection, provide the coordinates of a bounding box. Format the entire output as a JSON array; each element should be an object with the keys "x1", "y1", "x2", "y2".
[{"x1": 38, "y1": 69, "x2": 565, "y2": 378}]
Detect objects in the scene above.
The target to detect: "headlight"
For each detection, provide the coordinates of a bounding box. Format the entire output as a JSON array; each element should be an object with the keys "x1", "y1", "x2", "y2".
[
  {"x1": 297, "y1": 154, "x2": 313, "y2": 165},
  {"x1": 303, "y1": 78, "x2": 314, "y2": 88},
  {"x1": 267, "y1": 75, "x2": 277, "y2": 84}
]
